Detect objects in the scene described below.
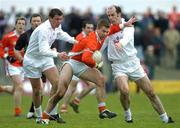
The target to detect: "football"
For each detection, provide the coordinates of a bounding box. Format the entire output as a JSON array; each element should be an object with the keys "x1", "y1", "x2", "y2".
[{"x1": 92, "y1": 50, "x2": 102, "y2": 63}]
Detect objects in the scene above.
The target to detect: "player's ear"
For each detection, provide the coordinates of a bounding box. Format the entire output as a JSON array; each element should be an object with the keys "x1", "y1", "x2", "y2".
[
  {"x1": 117, "y1": 13, "x2": 121, "y2": 18},
  {"x1": 48, "y1": 16, "x2": 53, "y2": 21}
]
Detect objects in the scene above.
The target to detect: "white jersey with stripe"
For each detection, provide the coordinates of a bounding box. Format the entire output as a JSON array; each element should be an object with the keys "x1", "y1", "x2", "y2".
[
  {"x1": 25, "y1": 20, "x2": 75, "y2": 59},
  {"x1": 101, "y1": 26, "x2": 137, "y2": 62}
]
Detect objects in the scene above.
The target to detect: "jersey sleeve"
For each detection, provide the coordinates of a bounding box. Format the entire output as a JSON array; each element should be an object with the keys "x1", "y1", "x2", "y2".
[
  {"x1": 38, "y1": 30, "x2": 58, "y2": 57},
  {"x1": 81, "y1": 50, "x2": 95, "y2": 68},
  {"x1": 0, "y1": 41, "x2": 4, "y2": 58},
  {"x1": 120, "y1": 27, "x2": 134, "y2": 47},
  {"x1": 57, "y1": 28, "x2": 76, "y2": 44},
  {"x1": 81, "y1": 38, "x2": 96, "y2": 68},
  {"x1": 1, "y1": 35, "x2": 9, "y2": 49},
  {"x1": 86, "y1": 39, "x2": 98, "y2": 52},
  {"x1": 108, "y1": 24, "x2": 121, "y2": 35}
]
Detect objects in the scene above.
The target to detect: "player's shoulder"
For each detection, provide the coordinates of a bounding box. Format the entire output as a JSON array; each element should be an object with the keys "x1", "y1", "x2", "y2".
[
  {"x1": 1, "y1": 32, "x2": 14, "y2": 42},
  {"x1": 123, "y1": 26, "x2": 135, "y2": 32},
  {"x1": 124, "y1": 26, "x2": 134, "y2": 30},
  {"x1": 21, "y1": 29, "x2": 33, "y2": 37},
  {"x1": 76, "y1": 32, "x2": 84, "y2": 41},
  {"x1": 25, "y1": 29, "x2": 33, "y2": 34},
  {"x1": 5, "y1": 31, "x2": 16, "y2": 38},
  {"x1": 87, "y1": 32, "x2": 96, "y2": 39}
]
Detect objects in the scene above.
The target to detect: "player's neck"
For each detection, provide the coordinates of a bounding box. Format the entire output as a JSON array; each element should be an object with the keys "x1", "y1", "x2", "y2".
[{"x1": 15, "y1": 30, "x2": 23, "y2": 37}]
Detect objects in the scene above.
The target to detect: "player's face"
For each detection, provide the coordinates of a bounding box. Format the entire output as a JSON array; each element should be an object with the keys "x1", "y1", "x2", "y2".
[
  {"x1": 31, "y1": 16, "x2": 42, "y2": 29},
  {"x1": 106, "y1": 7, "x2": 120, "y2": 24},
  {"x1": 49, "y1": 15, "x2": 63, "y2": 29},
  {"x1": 83, "y1": 24, "x2": 94, "y2": 35},
  {"x1": 15, "y1": 20, "x2": 26, "y2": 34},
  {"x1": 97, "y1": 26, "x2": 109, "y2": 39}
]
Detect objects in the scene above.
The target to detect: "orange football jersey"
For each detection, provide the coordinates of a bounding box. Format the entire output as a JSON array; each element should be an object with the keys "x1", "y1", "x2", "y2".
[
  {"x1": 71, "y1": 24, "x2": 121, "y2": 68},
  {"x1": 71, "y1": 31, "x2": 104, "y2": 67},
  {"x1": 1, "y1": 31, "x2": 23, "y2": 67},
  {"x1": 76, "y1": 32, "x2": 87, "y2": 42},
  {"x1": 0, "y1": 40, "x2": 4, "y2": 58}
]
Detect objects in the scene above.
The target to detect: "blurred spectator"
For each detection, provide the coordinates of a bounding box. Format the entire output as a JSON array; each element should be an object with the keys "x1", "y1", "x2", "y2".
[
  {"x1": 162, "y1": 21, "x2": 180, "y2": 68},
  {"x1": 99, "y1": 8, "x2": 108, "y2": 20},
  {"x1": 38, "y1": 7, "x2": 47, "y2": 21},
  {"x1": 176, "y1": 43, "x2": 180, "y2": 69},
  {"x1": 7, "y1": 6, "x2": 17, "y2": 31},
  {"x1": 82, "y1": 7, "x2": 96, "y2": 26},
  {"x1": 175, "y1": 16, "x2": 180, "y2": 32},
  {"x1": 141, "y1": 23, "x2": 154, "y2": 51},
  {"x1": 146, "y1": 7, "x2": 155, "y2": 22},
  {"x1": 67, "y1": 7, "x2": 82, "y2": 36},
  {"x1": 24, "y1": 8, "x2": 33, "y2": 29},
  {"x1": 154, "y1": 10, "x2": 169, "y2": 34},
  {"x1": 134, "y1": 19, "x2": 144, "y2": 61},
  {"x1": 151, "y1": 27, "x2": 164, "y2": 66},
  {"x1": 0, "y1": 10, "x2": 7, "y2": 39},
  {"x1": 139, "y1": 10, "x2": 154, "y2": 33},
  {"x1": 119, "y1": 6, "x2": 128, "y2": 21},
  {"x1": 168, "y1": 5, "x2": 180, "y2": 27},
  {"x1": 144, "y1": 45, "x2": 156, "y2": 80}
]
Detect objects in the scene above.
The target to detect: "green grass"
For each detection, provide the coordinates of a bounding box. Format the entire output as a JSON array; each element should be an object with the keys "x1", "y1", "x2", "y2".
[{"x1": 0, "y1": 93, "x2": 179, "y2": 128}]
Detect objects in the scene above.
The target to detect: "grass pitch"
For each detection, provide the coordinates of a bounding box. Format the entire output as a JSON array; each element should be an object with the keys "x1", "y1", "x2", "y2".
[{"x1": 0, "y1": 92, "x2": 179, "y2": 128}]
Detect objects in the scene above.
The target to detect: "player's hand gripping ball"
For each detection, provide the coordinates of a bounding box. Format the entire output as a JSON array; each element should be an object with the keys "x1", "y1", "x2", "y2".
[{"x1": 92, "y1": 51, "x2": 102, "y2": 63}]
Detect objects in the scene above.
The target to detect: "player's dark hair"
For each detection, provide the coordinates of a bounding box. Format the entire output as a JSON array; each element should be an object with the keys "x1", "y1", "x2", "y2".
[
  {"x1": 48, "y1": 8, "x2": 63, "y2": 18},
  {"x1": 82, "y1": 20, "x2": 93, "y2": 28},
  {"x1": 114, "y1": 5, "x2": 121, "y2": 14},
  {"x1": 97, "y1": 19, "x2": 110, "y2": 29},
  {"x1": 15, "y1": 17, "x2": 26, "y2": 25},
  {"x1": 30, "y1": 13, "x2": 42, "y2": 22}
]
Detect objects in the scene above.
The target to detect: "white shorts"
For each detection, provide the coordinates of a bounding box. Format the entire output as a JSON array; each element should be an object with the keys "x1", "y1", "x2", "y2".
[
  {"x1": 64, "y1": 59, "x2": 89, "y2": 77},
  {"x1": 72, "y1": 75, "x2": 80, "y2": 81},
  {"x1": 5, "y1": 61, "x2": 24, "y2": 80},
  {"x1": 23, "y1": 55, "x2": 55, "y2": 78},
  {"x1": 54, "y1": 58, "x2": 80, "y2": 81},
  {"x1": 111, "y1": 57, "x2": 146, "y2": 81},
  {"x1": 54, "y1": 58, "x2": 63, "y2": 70}
]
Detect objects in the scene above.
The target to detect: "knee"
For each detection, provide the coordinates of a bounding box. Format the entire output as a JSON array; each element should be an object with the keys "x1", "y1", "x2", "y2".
[
  {"x1": 55, "y1": 88, "x2": 66, "y2": 99},
  {"x1": 96, "y1": 75, "x2": 105, "y2": 87},
  {"x1": 120, "y1": 89, "x2": 129, "y2": 97},
  {"x1": 32, "y1": 85, "x2": 42, "y2": 95},
  {"x1": 119, "y1": 85, "x2": 129, "y2": 96},
  {"x1": 146, "y1": 90, "x2": 156, "y2": 99},
  {"x1": 33, "y1": 88, "x2": 41, "y2": 97},
  {"x1": 52, "y1": 78, "x2": 59, "y2": 86},
  {"x1": 14, "y1": 84, "x2": 23, "y2": 92},
  {"x1": 32, "y1": 84, "x2": 41, "y2": 91},
  {"x1": 56, "y1": 81, "x2": 67, "y2": 97}
]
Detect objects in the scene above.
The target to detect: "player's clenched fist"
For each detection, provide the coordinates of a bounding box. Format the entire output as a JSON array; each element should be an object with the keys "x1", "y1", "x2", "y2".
[{"x1": 58, "y1": 52, "x2": 70, "y2": 61}]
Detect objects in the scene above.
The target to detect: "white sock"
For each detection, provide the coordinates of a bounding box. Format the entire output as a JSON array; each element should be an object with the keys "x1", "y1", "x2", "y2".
[
  {"x1": 98, "y1": 102, "x2": 106, "y2": 107},
  {"x1": 160, "y1": 112, "x2": 169, "y2": 123},
  {"x1": 34, "y1": 106, "x2": 42, "y2": 118},
  {"x1": 49, "y1": 103, "x2": 59, "y2": 115},
  {"x1": 125, "y1": 108, "x2": 132, "y2": 121}
]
